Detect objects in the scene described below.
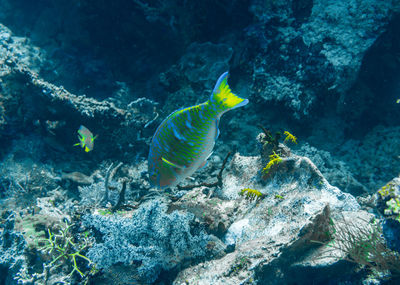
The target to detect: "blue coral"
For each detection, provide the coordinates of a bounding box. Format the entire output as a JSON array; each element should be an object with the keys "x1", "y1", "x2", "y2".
[
  {"x1": 0, "y1": 211, "x2": 27, "y2": 283},
  {"x1": 83, "y1": 199, "x2": 210, "y2": 283}
]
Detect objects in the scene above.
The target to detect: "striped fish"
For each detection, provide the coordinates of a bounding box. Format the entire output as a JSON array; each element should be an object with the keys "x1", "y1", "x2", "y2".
[
  {"x1": 74, "y1": 125, "x2": 97, "y2": 152},
  {"x1": 148, "y1": 72, "x2": 249, "y2": 189}
]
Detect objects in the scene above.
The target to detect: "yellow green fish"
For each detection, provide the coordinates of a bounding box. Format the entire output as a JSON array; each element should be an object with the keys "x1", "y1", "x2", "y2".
[
  {"x1": 148, "y1": 72, "x2": 249, "y2": 189},
  {"x1": 74, "y1": 125, "x2": 97, "y2": 152}
]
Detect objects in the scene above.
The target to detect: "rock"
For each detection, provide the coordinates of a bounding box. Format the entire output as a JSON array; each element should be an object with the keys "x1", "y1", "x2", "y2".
[
  {"x1": 169, "y1": 189, "x2": 236, "y2": 239},
  {"x1": 247, "y1": 0, "x2": 400, "y2": 118},
  {"x1": 296, "y1": 142, "x2": 368, "y2": 195},
  {"x1": 338, "y1": 126, "x2": 400, "y2": 191},
  {"x1": 179, "y1": 42, "x2": 233, "y2": 85},
  {"x1": 61, "y1": 171, "x2": 93, "y2": 185},
  {"x1": 173, "y1": 151, "x2": 370, "y2": 284}
]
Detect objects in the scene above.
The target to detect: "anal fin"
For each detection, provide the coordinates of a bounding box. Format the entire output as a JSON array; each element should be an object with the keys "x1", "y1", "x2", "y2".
[
  {"x1": 215, "y1": 119, "x2": 220, "y2": 140},
  {"x1": 199, "y1": 152, "x2": 213, "y2": 169},
  {"x1": 199, "y1": 160, "x2": 208, "y2": 169}
]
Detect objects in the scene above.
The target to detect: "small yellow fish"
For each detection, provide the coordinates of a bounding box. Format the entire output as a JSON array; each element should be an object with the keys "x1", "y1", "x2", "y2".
[
  {"x1": 74, "y1": 125, "x2": 97, "y2": 152},
  {"x1": 396, "y1": 99, "x2": 400, "y2": 104}
]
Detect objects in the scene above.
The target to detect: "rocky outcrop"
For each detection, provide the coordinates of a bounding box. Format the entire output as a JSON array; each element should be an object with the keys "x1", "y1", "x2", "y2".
[
  {"x1": 247, "y1": 0, "x2": 400, "y2": 118},
  {"x1": 172, "y1": 149, "x2": 376, "y2": 284}
]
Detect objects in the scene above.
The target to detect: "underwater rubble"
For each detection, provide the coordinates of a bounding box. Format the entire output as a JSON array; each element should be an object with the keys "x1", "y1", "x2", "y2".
[{"x1": 0, "y1": 0, "x2": 400, "y2": 284}]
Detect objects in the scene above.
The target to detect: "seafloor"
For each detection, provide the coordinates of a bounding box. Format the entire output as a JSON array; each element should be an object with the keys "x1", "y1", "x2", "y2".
[{"x1": 1, "y1": 1, "x2": 400, "y2": 284}]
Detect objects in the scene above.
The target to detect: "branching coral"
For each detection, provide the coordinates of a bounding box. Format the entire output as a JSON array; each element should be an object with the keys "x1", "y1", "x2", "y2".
[
  {"x1": 257, "y1": 126, "x2": 294, "y2": 177},
  {"x1": 313, "y1": 216, "x2": 400, "y2": 276},
  {"x1": 262, "y1": 152, "x2": 282, "y2": 176},
  {"x1": 257, "y1": 124, "x2": 281, "y2": 152},
  {"x1": 39, "y1": 222, "x2": 96, "y2": 279},
  {"x1": 385, "y1": 198, "x2": 400, "y2": 223},
  {"x1": 240, "y1": 188, "x2": 264, "y2": 201},
  {"x1": 378, "y1": 182, "x2": 396, "y2": 199},
  {"x1": 83, "y1": 199, "x2": 210, "y2": 283},
  {"x1": 377, "y1": 182, "x2": 400, "y2": 223},
  {"x1": 283, "y1": 131, "x2": 297, "y2": 144}
]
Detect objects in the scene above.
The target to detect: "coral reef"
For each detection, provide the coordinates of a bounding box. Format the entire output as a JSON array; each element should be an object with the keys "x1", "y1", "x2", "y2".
[
  {"x1": 175, "y1": 168, "x2": 366, "y2": 284},
  {"x1": 82, "y1": 199, "x2": 210, "y2": 283},
  {"x1": 247, "y1": 0, "x2": 400, "y2": 118},
  {"x1": 0, "y1": 211, "x2": 27, "y2": 284},
  {"x1": 0, "y1": 0, "x2": 399, "y2": 284}
]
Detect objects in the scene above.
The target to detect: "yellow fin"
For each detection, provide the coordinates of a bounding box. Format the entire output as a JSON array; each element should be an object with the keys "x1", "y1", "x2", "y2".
[{"x1": 210, "y1": 72, "x2": 248, "y2": 112}]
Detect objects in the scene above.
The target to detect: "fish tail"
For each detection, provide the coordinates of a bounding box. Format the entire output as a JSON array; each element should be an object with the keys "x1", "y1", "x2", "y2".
[{"x1": 209, "y1": 72, "x2": 248, "y2": 113}]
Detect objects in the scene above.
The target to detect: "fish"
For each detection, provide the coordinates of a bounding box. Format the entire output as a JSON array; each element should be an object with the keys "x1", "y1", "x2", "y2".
[
  {"x1": 74, "y1": 125, "x2": 97, "y2": 152},
  {"x1": 148, "y1": 71, "x2": 249, "y2": 189}
]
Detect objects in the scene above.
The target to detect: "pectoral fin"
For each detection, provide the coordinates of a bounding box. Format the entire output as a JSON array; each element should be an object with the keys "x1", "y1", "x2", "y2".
[{"x1": 162, "y1": 157, "x2": 184, "y2": 169}]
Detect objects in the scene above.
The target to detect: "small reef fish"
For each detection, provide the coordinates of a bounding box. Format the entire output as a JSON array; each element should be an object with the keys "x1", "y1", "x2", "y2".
[
  {"x1": 148, "y1": 72, "x2": 249, "y2": 189},
  {"x1": 74, "y1": 125, "x2": 97, "y2": 152}
]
